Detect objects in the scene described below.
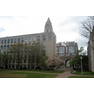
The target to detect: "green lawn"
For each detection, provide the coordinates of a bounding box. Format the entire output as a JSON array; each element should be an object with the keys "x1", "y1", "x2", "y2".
[
  {"x1": 73, "y1": 72, "x2": 94, "y2": 75},
  {"x1": 0, "y1": 70, "x2": 63, "y2": 78},
  {"x1": 69, "y1": 72, "x2": 94, "y2": 78},
  {"x1": 69, "y1": 75, "x2": 94, "y2": 78}
]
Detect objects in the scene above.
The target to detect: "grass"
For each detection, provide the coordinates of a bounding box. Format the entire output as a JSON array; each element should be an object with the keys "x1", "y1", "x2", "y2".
[
  {"x1": 30, "y1": 70, "x2": 64, "y2": 73},
  {"x1": 69, "y1": 71, "x2": 94, "y2": 78},
  {"x1": 72, "y1": 71, "x2": 94, "y2": 75},
  {"x1": 0, "y1": 70, "x2": 63, "y2": 78},
  {"x1": 69, "y1": 75, "x2": 94, "y2": 78}
]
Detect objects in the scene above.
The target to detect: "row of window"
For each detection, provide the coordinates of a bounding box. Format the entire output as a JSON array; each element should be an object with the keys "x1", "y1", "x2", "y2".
[
  {"x1": 0, "y1": 38, "x2": 24, "y2": 44},
  {"x1": 57, "y1": 47, "x2": 77, "y2": 53},
  {"x1": 0, "y1": 35, "x2": 47, "y2": 44},
  {"x1": 0, "y1": 45, "x2": 10, "y2": 49}
]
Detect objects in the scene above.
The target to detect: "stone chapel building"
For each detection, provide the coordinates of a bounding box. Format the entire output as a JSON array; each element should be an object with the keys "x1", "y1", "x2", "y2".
[{"x1": 0, "y1": 18, "x2": 56, "y2": 58}]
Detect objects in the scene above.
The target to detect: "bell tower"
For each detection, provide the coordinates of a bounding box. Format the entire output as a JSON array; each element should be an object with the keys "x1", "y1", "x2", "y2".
[{"x1": 43, "y1": 17, "x2": 56, "y2": 58}]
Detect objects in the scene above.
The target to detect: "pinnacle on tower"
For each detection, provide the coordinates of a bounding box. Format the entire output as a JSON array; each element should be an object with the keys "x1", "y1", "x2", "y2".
[
  {"x1": 46, "y1": 17, "x2": 51, "y2": 24},
  {"x1": 44, "y1": 17, "x2": 53, "y2": 33}
]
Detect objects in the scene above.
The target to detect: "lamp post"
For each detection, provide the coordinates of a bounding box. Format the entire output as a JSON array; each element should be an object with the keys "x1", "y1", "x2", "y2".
[{"x1": 80, "y1": 56, "x2": 83, "y2": 74}]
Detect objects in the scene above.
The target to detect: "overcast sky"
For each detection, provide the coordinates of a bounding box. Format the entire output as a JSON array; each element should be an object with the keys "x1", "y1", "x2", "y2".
[{"x1": 0, "y1": 16, "x2": 88, "y2": 49}]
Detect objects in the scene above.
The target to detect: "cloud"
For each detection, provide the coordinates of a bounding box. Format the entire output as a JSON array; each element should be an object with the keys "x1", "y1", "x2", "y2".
[{"x1": 59, "y1": 16, "x2": 87, "y2": 27}]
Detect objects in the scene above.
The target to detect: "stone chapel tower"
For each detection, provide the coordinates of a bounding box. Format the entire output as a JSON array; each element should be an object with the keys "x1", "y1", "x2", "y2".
[{"x1": 43, "y1": 18, "x2": 56, "y2": 58}]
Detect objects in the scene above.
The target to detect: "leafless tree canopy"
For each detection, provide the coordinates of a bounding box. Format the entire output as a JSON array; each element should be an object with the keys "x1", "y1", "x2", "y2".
[{"x1": 81, "y1": 16, "x2": 94, "y2": 38}]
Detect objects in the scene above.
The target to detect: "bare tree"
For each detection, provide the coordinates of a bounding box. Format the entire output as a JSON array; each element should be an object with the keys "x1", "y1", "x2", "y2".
[{"x1": 81, "y1": 16, "x2": 94, "y2": 38}]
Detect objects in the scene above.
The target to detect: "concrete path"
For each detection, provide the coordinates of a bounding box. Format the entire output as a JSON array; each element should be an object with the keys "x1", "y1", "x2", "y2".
[
  {"x1": 56, "y1": 68, "x2": 78, "y2": 78},
  {"x1": 56, "y1": 71, "x2": 75, "y2": 78}
]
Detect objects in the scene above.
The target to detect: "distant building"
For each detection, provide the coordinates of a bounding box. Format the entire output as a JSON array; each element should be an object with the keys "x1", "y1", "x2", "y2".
[
  {"x1": 0, "y1": 18, "x2": 56, "y2": 58},
  {"x1": 56, "y1": 42, "x2": 78, "y2": 57},
  {"x1": 88, "y1": 27, "x2": 94, "y2": 72},
  {"x1": 56, "y1": 42, "x2": 66, "y2": 56}
]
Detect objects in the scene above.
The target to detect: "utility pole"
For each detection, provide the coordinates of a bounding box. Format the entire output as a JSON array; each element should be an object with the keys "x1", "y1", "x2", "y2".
[{"x1": 80, "y1": 56, "x2": 83, "y2": 74}]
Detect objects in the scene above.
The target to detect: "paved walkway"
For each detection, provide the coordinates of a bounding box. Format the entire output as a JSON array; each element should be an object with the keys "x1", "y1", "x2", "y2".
[
  {"x1": 56, "y1": 68, "x2": 78, "y2": 78},
  {"x1": 56, "y1": 71, "x2": 76, "y2": 78}
]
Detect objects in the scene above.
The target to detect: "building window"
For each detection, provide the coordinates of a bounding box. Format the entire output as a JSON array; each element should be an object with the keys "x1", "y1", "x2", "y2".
[
  {"x1": 69, "y1": 47, "x2": 74, "y2": 53},
  {"x1": 7, "y1": 45, "x2": 9, "y2": 48},
  {"x1": 14, "y1": 39, "x2": 16, "y2": 43},
  {"x1": 8, "y1": 39, "x2": 10, "y2": 43},
  {"x1": 4, "y1": 40, "x2": 6, "y2": 43},
  {"x1": 43, "y1": 35, "x2": 46, "y2": 41},
  {"x1": 18, "y1": 38, "x2": 20, "y2": 43},
  {"x1": 11, "y1": 39, "x2": 13, "y2": 43},
  {"x1": 22, "y1": 39, "x2": 24, "y2": 43},
  {"x1": 1, "y1": 45, "x2": 3, "y2": 49},
  {"x1": 1, "y1": 40, "x2": 3, "y2": 44},
  {"x1": 4, "y1": 45, "x2": 6, "y2": 48},
  {"x1": 59, "y1": 47, "x2": 65, "y2": 53}
]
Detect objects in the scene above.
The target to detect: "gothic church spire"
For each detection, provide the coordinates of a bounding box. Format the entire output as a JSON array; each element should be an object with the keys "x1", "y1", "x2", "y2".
[{"x1": 44, "y1": 17, "x2": 53, "y2": 33}]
